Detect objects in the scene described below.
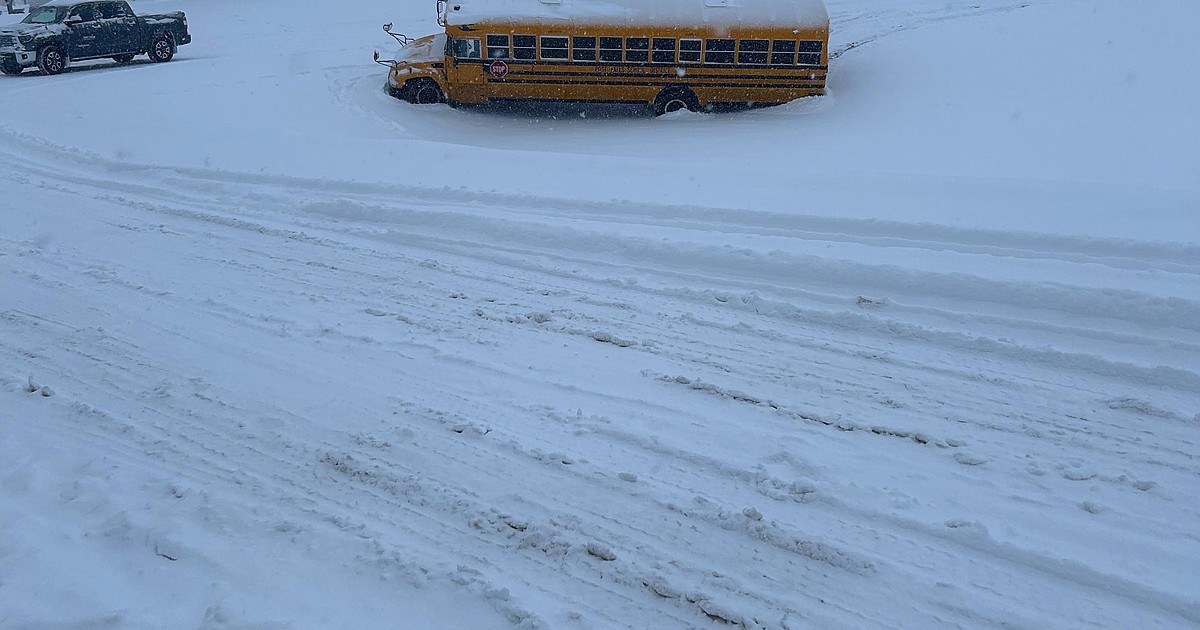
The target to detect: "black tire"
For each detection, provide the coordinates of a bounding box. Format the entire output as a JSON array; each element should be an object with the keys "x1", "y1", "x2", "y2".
[
  {"x1": 36, "y1": 45, "x2": 66, "y2": 75},
  {"x1": 112, "y1": 53, "x2": 135, "y2": 64},
  {"x1": 403, "y1": 78, "x2": 444, "y2": 105},
  {"x1": 652, "y1": 87, "x2": 700, "y2": 116},
  {"x1": 1, "y1": 57, "x2": 21, "y2": 76},
  {"x1": 148, "y1": 35, "x2": 175, "y2": 63}
]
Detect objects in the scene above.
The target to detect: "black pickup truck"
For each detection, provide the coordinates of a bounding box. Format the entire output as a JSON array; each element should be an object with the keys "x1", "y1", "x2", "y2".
[{"x1": 0, "y1": 0, "x2": 190, "y2": 75}]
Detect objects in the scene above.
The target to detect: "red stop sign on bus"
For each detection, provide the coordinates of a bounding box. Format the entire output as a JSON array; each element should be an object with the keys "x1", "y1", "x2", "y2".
[{"x1": 489, "y1": 60, "x2": 510, "y2": 79}]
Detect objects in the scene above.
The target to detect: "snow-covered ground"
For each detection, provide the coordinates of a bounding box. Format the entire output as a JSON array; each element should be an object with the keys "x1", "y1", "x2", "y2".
[{"x1": 2, "y1": 0, "x2": 1198, "y2": 627}]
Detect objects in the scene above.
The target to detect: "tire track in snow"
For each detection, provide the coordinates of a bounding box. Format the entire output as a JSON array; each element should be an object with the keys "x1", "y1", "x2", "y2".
[
  {"x1": 0, "y1": 302, "x2": 884, "y2": 629},
  {"x1": 4, "y1": 41, "x2": 1198, "y2": 626},
  {"x1": 828, "y1": 0, "x2": 1039, "y2": 59},
  {"x1": 4, "y1": 153, "x2": 1195, "y2": 487},
  {"x1": 3, "y1": 123, "x2": 1197, "y2": 273},
  {"x1": 7, "y1": 149, "x2": 1195, "y2": 487},
  {"x1": 0, "y1": 209, "x2": 1069, "y2": 628},
  {"x1": 3, "y1": 221, "x2": 873, "y2": 628},
  {"x1": 8, "y1": 137, "x2": 1196, "y2": 392},
  {"x1": 7, "y1": 194, "x2": 1190, "y2": 624}
]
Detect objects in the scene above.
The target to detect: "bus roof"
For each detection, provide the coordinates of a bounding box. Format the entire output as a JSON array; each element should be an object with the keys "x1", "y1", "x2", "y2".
[{"x1": 442, "y1": 0, "x2": 830, "y2": 30}]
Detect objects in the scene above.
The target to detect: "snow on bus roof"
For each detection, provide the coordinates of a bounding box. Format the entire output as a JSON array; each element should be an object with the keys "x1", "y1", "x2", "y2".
[{"x1": 443, "y1": 0, "x2": 830, "y2": 30}]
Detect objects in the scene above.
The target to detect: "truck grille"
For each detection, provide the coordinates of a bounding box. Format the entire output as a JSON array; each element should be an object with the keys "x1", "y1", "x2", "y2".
[{"x1": 0, "y1": 35, "x2": 17, "y2": 47}]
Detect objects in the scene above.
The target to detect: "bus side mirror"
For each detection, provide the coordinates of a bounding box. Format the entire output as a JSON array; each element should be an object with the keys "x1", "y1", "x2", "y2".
[{"x1": 383, "y1": 23, "x2": 392, "y2": 33}]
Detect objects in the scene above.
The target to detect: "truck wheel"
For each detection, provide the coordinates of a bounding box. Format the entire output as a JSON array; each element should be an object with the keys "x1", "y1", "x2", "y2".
[
  {"x1": 148, "y1": 35, "x2": 175, "y2": 63},
  {"x1": 404, "y1": 78, "x2": 444, "y2": 105},
  {"x1": 1, "y1": 58, "x2": 21, "y2": 76},
  {"x1": 112, "y1": 54, "x2": 135, "y2": 64},
  {"x1": 652, "y1": 87, "x2": 700, "y2": 116},
  {"x1": 36, "y1": 46, "x2": 66, "y2": 75}
]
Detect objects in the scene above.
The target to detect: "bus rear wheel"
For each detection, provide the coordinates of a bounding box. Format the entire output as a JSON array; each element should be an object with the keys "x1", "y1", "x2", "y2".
[
  {"x1": 653, "y1": 87, "x2": 699, "y2": 116},
  {"x1": 403, "y1": 78, "x2": 444, "y2": 105}
]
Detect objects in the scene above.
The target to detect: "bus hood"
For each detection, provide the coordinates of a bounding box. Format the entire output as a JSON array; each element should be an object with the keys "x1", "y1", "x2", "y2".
[{"x1": 393, "y1": 33, "x2": 446, "y2": 64}]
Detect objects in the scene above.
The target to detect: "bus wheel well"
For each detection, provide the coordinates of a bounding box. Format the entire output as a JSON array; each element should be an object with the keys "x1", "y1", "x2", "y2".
[
  {"x1": 400, "y1": 78, "x2": 445, "y2": 105},
  {"x1": 652, "y1": 86, "x2": 699, "y2": 116}
]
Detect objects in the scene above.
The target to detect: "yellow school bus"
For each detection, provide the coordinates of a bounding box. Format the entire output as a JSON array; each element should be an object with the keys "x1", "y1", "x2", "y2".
[{"x1": 378, "y1": 0, "x2": 829, "y2": 114}]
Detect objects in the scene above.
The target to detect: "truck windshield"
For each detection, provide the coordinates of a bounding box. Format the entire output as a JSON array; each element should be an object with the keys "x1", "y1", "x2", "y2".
[{"x1": 22, "y1": 6, "x2": 67, "y2": 24}]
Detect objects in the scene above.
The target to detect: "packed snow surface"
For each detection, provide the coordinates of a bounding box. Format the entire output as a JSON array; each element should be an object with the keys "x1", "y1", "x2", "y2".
[{"x1": 1, "y1": 0, "x2": 1198, "y2": 628}]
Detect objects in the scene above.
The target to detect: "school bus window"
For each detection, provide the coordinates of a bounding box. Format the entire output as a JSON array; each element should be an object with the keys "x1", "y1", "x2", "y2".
[
  {"x1": 738, "y1": 40, "x2": 769, "y2": 65},
  {"x1": 626, "y1": 37, "x2": 649, "y2": 62},
  {"x1": 797, "y1": 40, "x2": 823, "y2": 65},
  {"x1": 679, "y1": 39, "x2": 702, "y2": 63},
  {"x1": 652, "y1": 38, "x2": 677, "y2": 63},
  {"x1": 540, "y1": 36, "x2": 568, "y2": 60},
  {"x1": 705, "y1": 39, "x2": 735, "y2": 64},
  {"x1": 770, "y1": 40, "x2": 796, "y2": 65},
  {"x1": 513, "y1": 35, "x2": 537, "y2": 60},
  {"x1": 453, "y1": 37, "x2": 482, "y2": 60},
  {"x1": 487, "y1": 35, "x2": 511, "y2": 59},
  {"x1": 573, "y1": 36, "x2": 597, "y2": 61},
  {"x1": 599, "y1": 37, "x2": 623, "y2": 62}
]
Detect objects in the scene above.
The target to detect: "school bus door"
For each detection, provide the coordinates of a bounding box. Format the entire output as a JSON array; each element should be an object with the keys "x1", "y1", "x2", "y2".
[{"x1": 446, "y1": 34, "x2": 488, "y2": 101}]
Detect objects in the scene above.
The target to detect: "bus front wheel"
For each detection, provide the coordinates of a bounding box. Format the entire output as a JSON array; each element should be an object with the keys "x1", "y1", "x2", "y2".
[
  {"x1": 403, "y1": 78, "x2": 445, "y2": 105},
  {"x1": 653, "y1": 87, "x2": 699, "y2": 116}
]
